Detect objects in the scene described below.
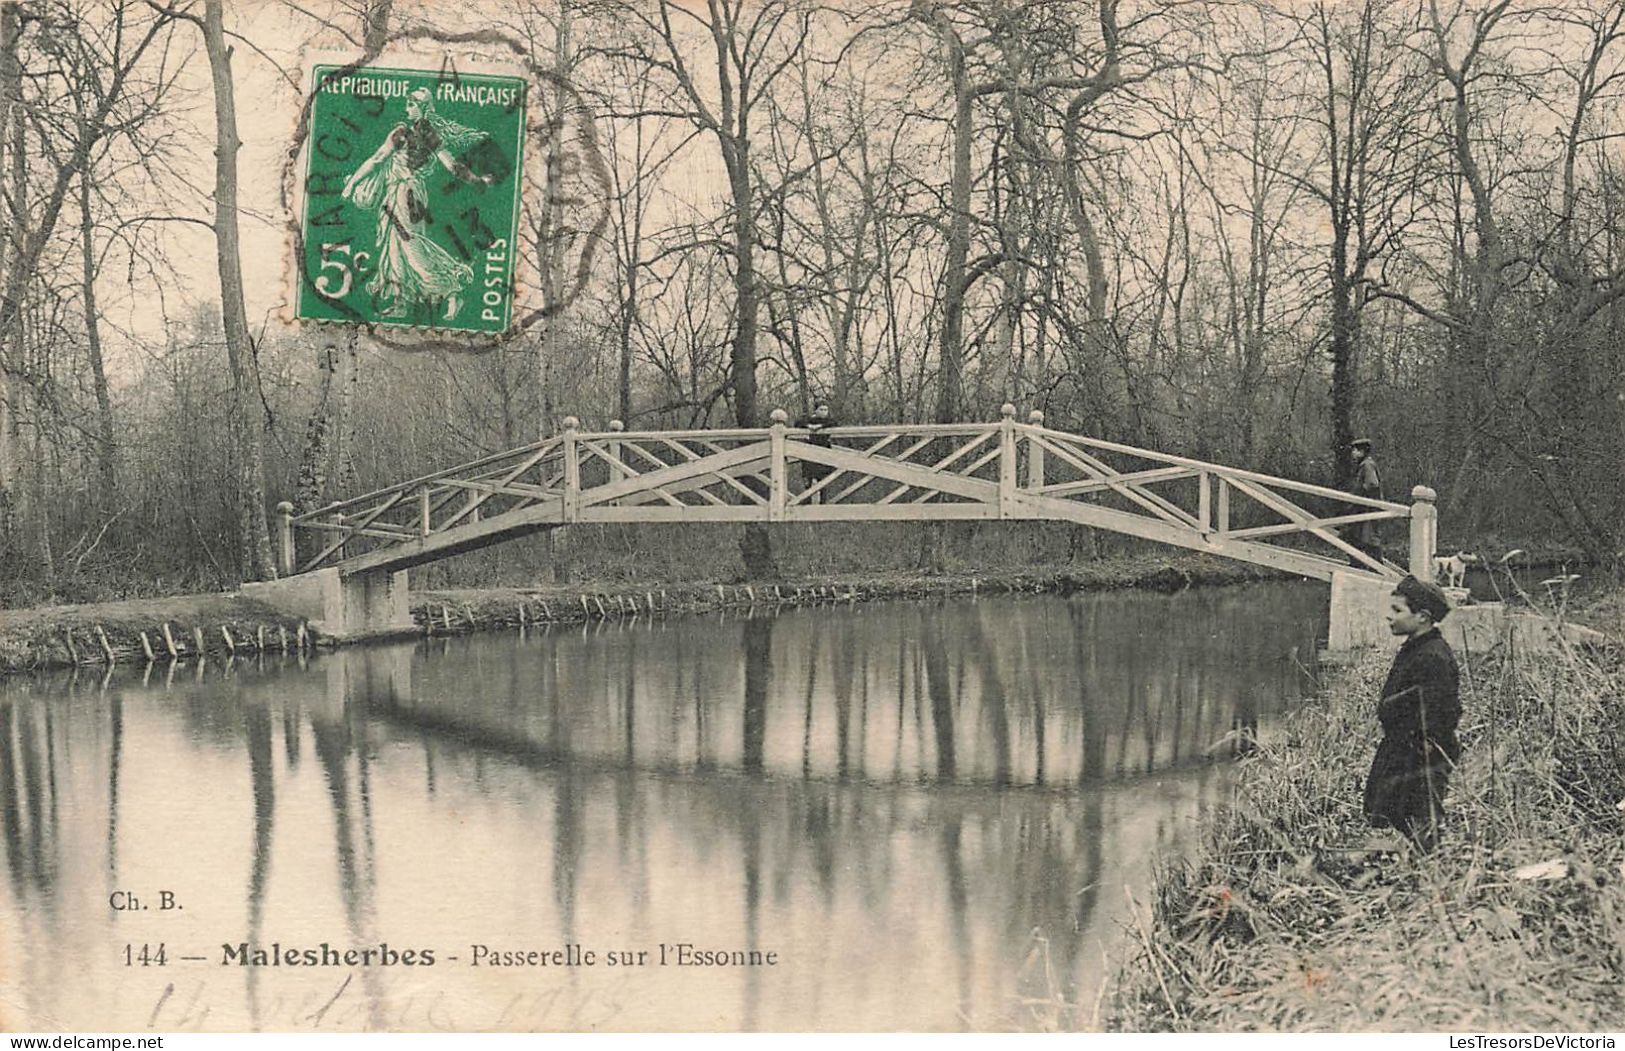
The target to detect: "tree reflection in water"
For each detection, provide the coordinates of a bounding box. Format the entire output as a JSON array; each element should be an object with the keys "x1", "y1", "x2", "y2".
[{"x1": 0, "y1": 584, "x2": 1324, "y2": 1030}]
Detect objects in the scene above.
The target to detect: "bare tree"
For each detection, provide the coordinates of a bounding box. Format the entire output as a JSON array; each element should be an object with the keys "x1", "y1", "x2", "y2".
[
  {"x1": 1, "y1": 2, "x2": 174, "y2": 523},
  {"x1": 1262, "y1": 1, "x2": 1433, "y2": 476},
  {"x1": 593, "y1": 0, "x2": 813, "y2": 576},
  {"x1": 189, "y1": 0, "x2": 276, "y2": 578},
  {"x1": 0, "y1": 3, "x2": 20, "y2": 520}
]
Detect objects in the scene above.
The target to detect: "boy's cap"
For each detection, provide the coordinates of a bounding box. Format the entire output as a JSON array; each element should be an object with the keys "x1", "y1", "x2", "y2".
[{"x1": 1393, "y1": 574, "x2": 1451, "y2": 621}]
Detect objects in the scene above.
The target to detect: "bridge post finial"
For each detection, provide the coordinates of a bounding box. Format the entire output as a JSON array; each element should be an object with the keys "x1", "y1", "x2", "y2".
[
  {"x1": 275, "y1": 501, "x2": 295, "y2": 577},
  {"x1": 609, "y1": 419, "x2": 624, "y2": 432},
  {"x1": 1000, "y1": 402, "x2": 1016, "y2": 420},
  {"x1": 1027, "y1": 409, "x2": 1044, "y2": 425},
  {"x1": 1409, "y1": 485, "x2": 1438, "y2": 582}
]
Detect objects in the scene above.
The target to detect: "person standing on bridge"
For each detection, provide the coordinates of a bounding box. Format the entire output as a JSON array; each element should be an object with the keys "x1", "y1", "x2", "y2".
[
  {"x1": 1363, "y1": 575, "x2": 1460, "y2": 853},
  {"x1": 797, "y1": 402, "x2": 836, "y2": 504},
  {"x1": 1342, "y1": 437, "x2": 1384, "y2": 566}
]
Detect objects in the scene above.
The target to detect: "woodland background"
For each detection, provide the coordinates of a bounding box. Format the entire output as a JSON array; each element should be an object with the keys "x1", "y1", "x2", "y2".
[{"x1": 1, "y1": 0, "x2": 1622, "y2": 604}]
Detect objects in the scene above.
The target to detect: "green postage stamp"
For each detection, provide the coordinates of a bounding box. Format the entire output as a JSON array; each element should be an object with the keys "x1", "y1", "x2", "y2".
[{"x1": 295, "y1": 63, "x2": 528, "y2": 334}]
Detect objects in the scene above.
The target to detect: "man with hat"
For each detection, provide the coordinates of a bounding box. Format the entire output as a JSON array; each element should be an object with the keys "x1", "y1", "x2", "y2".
[
  {"x1": 1343, "y1": 437, "x2": 1384, "y2": 566},
  {"x1": 1363, "y1": 574, "x2": 1461, "y2": 851}
]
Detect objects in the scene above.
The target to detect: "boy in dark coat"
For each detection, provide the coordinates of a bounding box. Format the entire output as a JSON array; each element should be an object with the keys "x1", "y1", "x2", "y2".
[
  {"x1": 796, "y1": 402, "x2": 835, "y2": 503},
  {"x1": 1364, "y1": 575, "x2": 1461, "y2": 851}
]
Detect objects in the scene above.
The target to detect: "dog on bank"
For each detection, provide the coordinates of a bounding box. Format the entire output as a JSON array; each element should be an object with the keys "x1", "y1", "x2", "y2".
[{"x1": 1433, "y1": 550, "x2": 1477, "y2": 589}]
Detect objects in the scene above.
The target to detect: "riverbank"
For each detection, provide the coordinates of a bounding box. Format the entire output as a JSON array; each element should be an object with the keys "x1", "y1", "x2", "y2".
[
  {"x1": 405, "y1": 552, "x2": 1282, "y2": 634},
  {"x1": 0, "y1": 552, "x2": 1278, "y2": 674},
  {"x1": 1106, "y1": 599, "x2": 1625, "y2": 1031},
  {"x1": 0, "y1": 593, "x2": 313, "y2": 674}
]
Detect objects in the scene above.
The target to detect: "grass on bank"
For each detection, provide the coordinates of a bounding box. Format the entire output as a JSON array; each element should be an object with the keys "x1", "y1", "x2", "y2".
[
  {"x1": 0, "y1": 592, "x2": 307, "y2": 672},
  {"x1": 1106, "y1": 611, "x2": 1625, "y2": 1031}
]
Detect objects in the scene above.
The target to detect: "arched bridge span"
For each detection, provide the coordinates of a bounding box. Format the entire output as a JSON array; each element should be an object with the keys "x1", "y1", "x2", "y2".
[{"x1": 255, "y1": 406, "x2": 1438, "y2": 640}]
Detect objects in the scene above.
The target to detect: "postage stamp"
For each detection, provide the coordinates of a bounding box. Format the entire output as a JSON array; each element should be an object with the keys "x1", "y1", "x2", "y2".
[
  {"x1": 284, "y1": 31, "x2": 611, "y2": 352},
  {"x1": 294, "y1": 63, "x2": 528, "y2": 335}
]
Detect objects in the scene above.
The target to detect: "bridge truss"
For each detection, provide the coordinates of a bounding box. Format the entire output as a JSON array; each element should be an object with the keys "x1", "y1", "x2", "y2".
[{"x1": 278, "y1": 407, "x2": 1435, "y2": 583}]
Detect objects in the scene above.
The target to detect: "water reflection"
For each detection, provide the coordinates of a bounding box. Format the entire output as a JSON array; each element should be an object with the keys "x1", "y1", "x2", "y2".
[
  {"x1": 0, "y1": 584, "x2": 1324, "y2": 1031},
  {"x1": 397, "y1": 591, "x2": 1311, "y2": 786}
]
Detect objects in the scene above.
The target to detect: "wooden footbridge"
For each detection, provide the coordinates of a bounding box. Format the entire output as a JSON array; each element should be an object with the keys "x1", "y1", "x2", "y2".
[{"x1": 262, "y1": 407, "x2": 1438, "y2": 641}]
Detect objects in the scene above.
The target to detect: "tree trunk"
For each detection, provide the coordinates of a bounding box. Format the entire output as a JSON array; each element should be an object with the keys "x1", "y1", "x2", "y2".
[
  {"x1": 801, "y1": 57, "x2": 860, "y2": 416},
  {"x1": 1062, "y1": 124, "x2": 1109, "y2": 375},
  {"x1": 725, "y1": 112, "x2": 773, "y2": 578},
  {"x1": 79, "y1": 169, "x2": 117, "y2": 505},
  {"x1": 728, "y1": 156, "x2": 762, "y2": 428},
  {"x1": 1429, "y1": 6, "x2": 1506, "y2": 526},
  {"x1": 295, "y1": 347, "x2": 336, "y2": 517},
  {"x1": 1328, "y1": 260, "x2": 1356, "y2": 483},
  {"x1": 541, "y1": 3, "x2": 575, "y2": 585},
  {"x1": 334, "y1": 331, "x2": 358, "y2": 492},
  {"x1": 298, "y1": 0, "x2": 391, "y2": 505},
  {"x1": 917, "y1": 23, "x2": 976, "y2": 574},
  {"x1": 362, "y1": 0, "x2": 392, "y2": 57},
  {"x1": 617, "y1": 269, "x2": 635, "y2": 423},
  {"x1": 32, "y1": 421, "x2": 52, "y2": 591},
  {"x1": 0, "y1": 2, "x2": 22, "y2": 520},
  {"x1": 203, "y1": 0, "x2": 275, "y2": 580},
  {"x1": 540, "y1": 0, "x2": 571, "y2": 435},
  {"x1": 936, "y1": 60, "x2": 972, "y2": 427},
  {"x1": 1059, "y1": 20, "x2": 1123, "y2": 389},
  {"x1": 770, "y1": 204, "x2": 811, "y2": 413}
]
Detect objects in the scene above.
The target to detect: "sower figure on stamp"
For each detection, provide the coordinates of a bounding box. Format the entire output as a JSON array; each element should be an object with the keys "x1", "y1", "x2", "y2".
[
  {"x1": 1342, "y1": 437, "x2": 1384, "y2": 566},
  {"x1": 1364, "y1": 575, "x2": 1461, "y2": 852},
  {"x1": 796, "y1": 402, "x2": 835, "y2": 504},
  {"x1": 342, "y1": 87, "x2": 494, "y2": 322}
]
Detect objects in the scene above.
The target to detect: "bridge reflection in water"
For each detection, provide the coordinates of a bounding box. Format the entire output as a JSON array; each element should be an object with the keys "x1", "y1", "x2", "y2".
[{"x1": 0, "y1": 584, "x2": 1324, "y2": 1032}]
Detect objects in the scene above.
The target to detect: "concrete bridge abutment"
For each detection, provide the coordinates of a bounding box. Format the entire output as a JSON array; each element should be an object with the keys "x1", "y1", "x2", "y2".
[
  {"x1": 1327, "y1": 571, "x2": 1399, "y2": 652},
  {"x1": 241, "y1": 567, "x2": 416, "y2": 642},
  {"x1": 1327, "y1": 569, "x2": 1606, "y2": 656}
]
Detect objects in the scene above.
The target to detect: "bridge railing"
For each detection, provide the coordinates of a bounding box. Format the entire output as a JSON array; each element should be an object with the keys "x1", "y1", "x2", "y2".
[
  {"x1": 279, "y1": 433, "x2": 567, "y2": 574},
  {"x1": 276, "y1": 418, "x2": 778, "y2": 574},
  {"x1": 277, "y1": 405, "x2": 1435, "y2": 581},
  {"x1": 1016, "y1": 416, "x2": 1426, "y2": 579}
]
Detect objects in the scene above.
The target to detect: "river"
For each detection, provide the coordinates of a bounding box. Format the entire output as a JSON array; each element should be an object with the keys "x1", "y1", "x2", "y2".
[{"x1": 0, "y1": 582, "x2": 1327, "y2": 1031}]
